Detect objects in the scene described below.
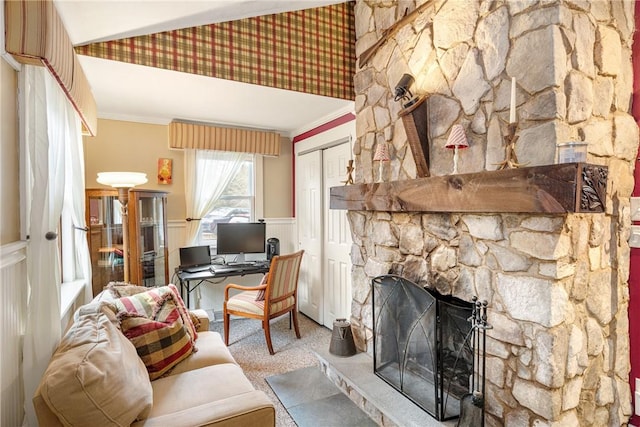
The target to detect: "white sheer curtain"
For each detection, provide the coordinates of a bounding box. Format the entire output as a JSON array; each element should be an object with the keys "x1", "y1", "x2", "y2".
[
  {"x1": 21, "y1": 65, "x2": 89, "y2": 426},
  {"x1": 63, "y1": 94, "x2": 92, "y2": 303},
  {"x1": 183, "y1": 149, "x2": 245, "y2": 245}
]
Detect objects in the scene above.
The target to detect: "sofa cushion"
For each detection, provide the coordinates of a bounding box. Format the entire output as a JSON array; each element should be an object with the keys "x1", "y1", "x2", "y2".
[
  {"x1": 38, "y1": 303, "x2": 153, "y2": 426},
  {"x1": 120, "y1": 311, "x2": 195, "y2": 380},
  {"x1": 131, "y1": 390, "x2": 275, "y2": 427},
  {"x1": 146, "y1": 363, "x2": 257, "y2": 418},
  {"x1": 166, "y1": 331, "x2": 236, "y2": 376}
]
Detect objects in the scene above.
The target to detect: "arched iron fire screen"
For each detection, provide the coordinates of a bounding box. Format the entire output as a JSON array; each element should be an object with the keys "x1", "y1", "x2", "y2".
[{"x1": 372, "y1": 275, "x2": 473, "y2": 421}]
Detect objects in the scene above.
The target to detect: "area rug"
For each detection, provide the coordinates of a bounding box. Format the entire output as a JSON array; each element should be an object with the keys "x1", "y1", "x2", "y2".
[
  {"x1": 266, "y1": 366, "x2": 376, "y2": 427},
  {"x1": 210, "y1": 314, "x2": 333, "y2": 427}
]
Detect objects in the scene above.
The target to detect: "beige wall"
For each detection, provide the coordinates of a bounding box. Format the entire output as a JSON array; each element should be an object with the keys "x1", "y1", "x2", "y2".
[
  {"x1": 84, "y1": 119, "x2": 293, "y2": 221},
  {"x1": 0, "y1": 59, "x2": 20, "y2": 244},
  {"x1": 263, "y1": 136, "x2": 293, "y2": 218},
  {"x1": 83, "y1": 119, "x2": 185, "y2": 219}
]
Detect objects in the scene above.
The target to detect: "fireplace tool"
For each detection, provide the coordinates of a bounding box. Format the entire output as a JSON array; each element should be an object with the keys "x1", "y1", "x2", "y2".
[{"x1": 457, "y1": 298, "x2": 491, "y2": 427}]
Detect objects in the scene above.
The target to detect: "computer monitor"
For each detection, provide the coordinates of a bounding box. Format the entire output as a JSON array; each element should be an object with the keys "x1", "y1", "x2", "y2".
[
  {"x1": 216, "y1": 222, "x2": 266, "y2": 263},
  {"x1": 179, "y1": 245, "x2": 211, "y2": 269}
]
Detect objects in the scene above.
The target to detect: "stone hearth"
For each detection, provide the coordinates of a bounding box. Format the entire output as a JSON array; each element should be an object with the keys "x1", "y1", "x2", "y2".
[
  {"x1": 315, "y1": 348, "x2": 456, "y2": 427},
  {"x1": 342, "y1": 1, "x2": 639, "y2": 426}
]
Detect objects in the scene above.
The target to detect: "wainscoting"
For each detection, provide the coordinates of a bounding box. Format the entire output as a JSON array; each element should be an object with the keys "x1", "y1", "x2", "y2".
[{"x1": 1, "y1": 241, "x2": 28, "y2": 427}]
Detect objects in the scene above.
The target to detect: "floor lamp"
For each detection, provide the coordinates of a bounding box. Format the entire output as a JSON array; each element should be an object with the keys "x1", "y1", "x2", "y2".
[{"x1": 97, "y1": 172, "x2": 148, "y2": 283}]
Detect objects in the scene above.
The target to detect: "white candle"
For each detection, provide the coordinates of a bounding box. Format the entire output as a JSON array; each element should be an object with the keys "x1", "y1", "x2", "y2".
[{"x1": 510, "y1": 77, "x2": 516, "y2": 123}]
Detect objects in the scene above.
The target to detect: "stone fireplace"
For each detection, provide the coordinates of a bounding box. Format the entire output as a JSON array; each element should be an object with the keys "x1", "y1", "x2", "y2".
[{"x1": 341, "y1": 1, "x2": 639, "y2": 426}]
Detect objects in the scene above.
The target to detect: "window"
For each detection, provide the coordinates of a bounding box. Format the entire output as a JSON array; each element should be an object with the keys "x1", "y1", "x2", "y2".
[{"x1": 198, "y1": 153, "x2": 257, "y2": 245}]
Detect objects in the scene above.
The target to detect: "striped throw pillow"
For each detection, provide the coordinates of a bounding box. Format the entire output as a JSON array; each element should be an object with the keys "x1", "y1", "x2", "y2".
[{"x1": 114, "y1": 284, "x2": 198, "y2": 344}]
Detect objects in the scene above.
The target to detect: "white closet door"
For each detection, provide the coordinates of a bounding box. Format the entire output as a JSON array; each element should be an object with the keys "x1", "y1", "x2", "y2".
[
  {"x1": 322, "y1": 143, "x2": 353, "y2": 328},
  {"x1": 296, "y1": 150, "x2": 323, "y2": 323}
]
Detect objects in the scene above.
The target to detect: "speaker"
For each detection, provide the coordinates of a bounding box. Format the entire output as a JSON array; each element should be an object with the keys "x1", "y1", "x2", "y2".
[{"x1": 266, "y1": 238, "x2": 280, "y2": 261}]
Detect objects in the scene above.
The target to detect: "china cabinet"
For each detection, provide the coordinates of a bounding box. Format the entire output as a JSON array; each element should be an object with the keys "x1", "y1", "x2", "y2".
[
  {"x1": 86, "y1": 189, "x2": 169, "y2": 296},
  {"x1": 127, "y1": 189, "x2": 169, "y2": 287}
]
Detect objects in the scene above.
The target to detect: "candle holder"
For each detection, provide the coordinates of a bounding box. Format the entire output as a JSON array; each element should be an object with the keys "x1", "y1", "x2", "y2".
[{"x1": 495, "y1": 122, "x2": 528, "y2": 170}]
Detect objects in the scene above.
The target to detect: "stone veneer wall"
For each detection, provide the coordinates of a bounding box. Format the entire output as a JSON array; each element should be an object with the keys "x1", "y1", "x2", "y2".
[{"x1": 348, "y1": 1, "x2": 639, "y2": 426}]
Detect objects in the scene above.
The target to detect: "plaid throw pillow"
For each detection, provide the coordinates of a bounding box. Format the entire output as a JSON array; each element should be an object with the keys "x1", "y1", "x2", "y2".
[{"x1": 119, "y1": 309, "x2": 193, "y2": 380}]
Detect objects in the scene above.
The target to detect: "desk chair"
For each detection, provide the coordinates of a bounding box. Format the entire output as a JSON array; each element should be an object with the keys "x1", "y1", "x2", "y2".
[{"x1": 223, "y1": 250, "x2": 304, "y2": 355}]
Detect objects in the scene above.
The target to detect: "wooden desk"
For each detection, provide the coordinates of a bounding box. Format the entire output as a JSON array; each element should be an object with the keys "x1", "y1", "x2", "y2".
[{"x1": 177, "y1": 263, "x2": 269, "y2": 308}]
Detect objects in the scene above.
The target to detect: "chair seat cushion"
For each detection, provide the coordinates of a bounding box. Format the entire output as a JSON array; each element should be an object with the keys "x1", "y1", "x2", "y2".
[
  {"x1": 227, "y1": 291, "x2": 264, "y2": 315},
  {"x1": 227, "y1": 291, "x2": 294, "y2": 315}
]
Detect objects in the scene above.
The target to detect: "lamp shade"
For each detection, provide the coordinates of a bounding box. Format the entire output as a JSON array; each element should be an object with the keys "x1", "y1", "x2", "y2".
[
  {"x1": 373, "y1": 142, "x2": 391, "y2": 162},
  {"x1": 445, "y1": 124, "x2": 469, "y2": 149},
  {"x1": 97, "y1": 172, "x2": 148, "y2": 188}
]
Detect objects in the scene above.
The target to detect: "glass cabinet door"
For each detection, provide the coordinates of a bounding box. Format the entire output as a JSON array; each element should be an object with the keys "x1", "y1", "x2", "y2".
[
  {"x1": 129, "y1": 190, "x2": 169, "y2": 287},
  {"x1": 86, "y1": 189, "x2": 124, "y2": 296}
]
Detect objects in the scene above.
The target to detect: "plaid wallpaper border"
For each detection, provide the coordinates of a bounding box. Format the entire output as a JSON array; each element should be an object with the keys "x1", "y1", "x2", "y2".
[{"x1": 76, "y1": 3, "x2": 355, "y2": 100}]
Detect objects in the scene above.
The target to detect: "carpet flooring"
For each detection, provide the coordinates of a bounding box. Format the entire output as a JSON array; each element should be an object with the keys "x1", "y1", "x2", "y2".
[{"x1": 210, "y1": 313, "x2": 334, "y2": 427}]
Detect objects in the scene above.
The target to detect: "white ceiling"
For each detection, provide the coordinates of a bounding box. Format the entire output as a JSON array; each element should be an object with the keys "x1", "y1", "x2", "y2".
[{"x1": 54, "y1": 1, "x2": 354, "y2": 137}]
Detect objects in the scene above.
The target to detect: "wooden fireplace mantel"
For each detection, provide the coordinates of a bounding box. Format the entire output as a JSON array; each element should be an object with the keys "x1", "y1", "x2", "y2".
[{"x1": 329, "y1": 162, "x2": 608, "y2": 214}]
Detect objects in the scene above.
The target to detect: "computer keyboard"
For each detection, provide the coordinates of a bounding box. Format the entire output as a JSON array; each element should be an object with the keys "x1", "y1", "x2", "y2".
[
  {"x1": 228, "y1": 261, "x2": 269, "y2": 268},
  {"x1": 209, "y1": 265, "x2": 233, "y2": 273},
  {"x1": 182, "y1": 265, "x2": 211, "y2": 273},
  {"x1": 210, "y1": 261, "x2": 269, "y2": 273}
]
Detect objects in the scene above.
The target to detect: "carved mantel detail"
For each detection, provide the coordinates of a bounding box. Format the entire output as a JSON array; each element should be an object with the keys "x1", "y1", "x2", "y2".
[{"x1": 580, "y1": 165, "x2": 608, "y2": 212}]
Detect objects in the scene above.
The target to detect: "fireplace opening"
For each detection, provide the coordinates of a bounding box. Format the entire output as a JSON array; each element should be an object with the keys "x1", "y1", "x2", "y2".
[{"x1": 372, "y1": 275, "x2": 474, "y2": 421}]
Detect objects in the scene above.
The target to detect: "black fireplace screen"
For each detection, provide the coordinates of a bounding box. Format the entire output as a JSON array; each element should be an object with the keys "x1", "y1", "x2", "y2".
[{"x1": 372, "y1": 275, "x2": 473, "y2": 421}]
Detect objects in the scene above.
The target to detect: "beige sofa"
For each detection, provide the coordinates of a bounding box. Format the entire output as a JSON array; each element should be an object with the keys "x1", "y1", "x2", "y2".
[{"x1": 33, "y1": 289, "x2": 275, "y2": 426}]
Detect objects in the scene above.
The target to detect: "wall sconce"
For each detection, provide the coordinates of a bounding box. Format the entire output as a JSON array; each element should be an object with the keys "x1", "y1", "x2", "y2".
[
  {"x1": 373, "y1": 142, "x2": 391, "y2": 182},
  {"x1": 97, "y1": 171, "x2": 148, "y2": 282},
  {"x1": 394, "y1": 73, "x2": 417, "y2": 108},
  {"x1": 395, "y1": 73, "x2": 430, "y2": 177}
]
